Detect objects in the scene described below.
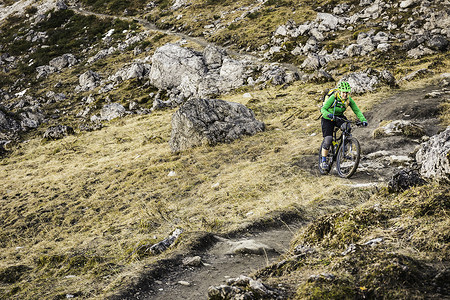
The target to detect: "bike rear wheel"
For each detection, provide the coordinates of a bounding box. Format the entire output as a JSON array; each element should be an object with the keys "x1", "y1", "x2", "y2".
[
  {"x1": 318, "y1": 141, "x2": 335, "y2": 175},
  {"x1": 336, "y1": 137, "x2": 360, "y2": 178}
]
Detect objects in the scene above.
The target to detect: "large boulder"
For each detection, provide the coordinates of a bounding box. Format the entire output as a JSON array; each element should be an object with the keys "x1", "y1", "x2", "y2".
[
  {"x1": 416, "y1": 126, "x2": 450, "y2": 182},
  {"x1": 373, "y1": 120, "x2": 426, "y2": 138},
  {"x1": 169, "y1": 98, "x2": 265, "y2": 152},
  {"x1": 150, "y1": 44, "x2": 206, "y2": 90}
]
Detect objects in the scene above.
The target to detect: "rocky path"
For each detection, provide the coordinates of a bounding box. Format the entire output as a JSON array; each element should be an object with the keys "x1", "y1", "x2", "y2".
[{"x1": 138, "y1": 224, "x2": 301, "y2": 300}]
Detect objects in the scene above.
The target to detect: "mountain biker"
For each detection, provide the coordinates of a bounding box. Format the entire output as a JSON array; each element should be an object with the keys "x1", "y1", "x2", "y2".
[{"x1": 320, "y1": 81, "x2": 368, "y2": 170}]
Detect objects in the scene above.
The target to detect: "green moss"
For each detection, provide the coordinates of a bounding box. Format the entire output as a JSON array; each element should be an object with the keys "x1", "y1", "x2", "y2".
[
  {"x1": 301, "y1": 206, "x2": 396, "y2": 249},
  {"x1": 295, "y1": 277, "x2": 356, "y2": 300}
]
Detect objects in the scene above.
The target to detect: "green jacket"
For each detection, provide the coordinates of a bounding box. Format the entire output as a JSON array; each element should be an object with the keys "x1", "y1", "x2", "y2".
[{"x1": 321, "y1": 93, "x2": 367, "y2": 122}]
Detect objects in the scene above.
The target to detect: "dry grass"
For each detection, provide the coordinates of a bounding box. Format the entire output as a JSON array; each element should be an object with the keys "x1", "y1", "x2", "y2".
[{"x1": 1, "y1": 67, "x2": 448, "y2": 298}]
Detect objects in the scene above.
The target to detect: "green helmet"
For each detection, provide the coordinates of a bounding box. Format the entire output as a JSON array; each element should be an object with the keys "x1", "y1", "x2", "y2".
[{"x1": 338, "y1": 81, "x2": 351, "y2": 92}]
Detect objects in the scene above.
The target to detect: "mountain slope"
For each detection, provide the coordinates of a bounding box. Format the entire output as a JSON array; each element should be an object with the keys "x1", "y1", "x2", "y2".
[{"x1": 0, "y1": 0, "x2": 449, "y2": 299}]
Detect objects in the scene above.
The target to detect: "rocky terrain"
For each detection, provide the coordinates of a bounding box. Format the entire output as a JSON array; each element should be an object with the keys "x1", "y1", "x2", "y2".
[{"x1": 0, "y1": 0, "x2": 449, "y2": 299}]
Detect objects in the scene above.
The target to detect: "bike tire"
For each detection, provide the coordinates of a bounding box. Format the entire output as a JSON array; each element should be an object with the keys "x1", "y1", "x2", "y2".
[
  {"x1": 318, "y1": 141, "x2": 335, "y2": 175},
  {"x1": 336, "y1": 137, "x2": 360, "y2": 178}
]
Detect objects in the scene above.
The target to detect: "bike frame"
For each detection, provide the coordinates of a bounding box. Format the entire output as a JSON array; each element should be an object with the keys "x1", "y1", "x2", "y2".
[{"x1": 327, "y1": 117, "x2": 361, "y2": 168}]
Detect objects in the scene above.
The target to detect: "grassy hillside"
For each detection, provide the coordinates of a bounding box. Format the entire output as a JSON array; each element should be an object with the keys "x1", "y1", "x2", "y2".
[
  {"x1": 0, "y1": 0, "x2": 449, "y2": 298},
  {"x1": 1, "y1": 74, "x2": 448, "y2": 298}
]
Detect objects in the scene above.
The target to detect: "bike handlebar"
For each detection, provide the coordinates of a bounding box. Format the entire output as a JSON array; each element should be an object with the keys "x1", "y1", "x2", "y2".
[{"x1": 332, "y1": 116, "x2": 364, "y2": 127}]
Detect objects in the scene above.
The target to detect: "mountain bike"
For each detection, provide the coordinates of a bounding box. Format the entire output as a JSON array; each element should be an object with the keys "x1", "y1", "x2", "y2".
[{"x1": 318, "y1": 117, "x2": 362, "y2": 178}]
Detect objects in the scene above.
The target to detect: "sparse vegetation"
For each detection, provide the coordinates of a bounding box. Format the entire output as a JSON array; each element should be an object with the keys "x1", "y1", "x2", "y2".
[{"x1": 0, "y1": 0, "x2": 449, "y2": 299}]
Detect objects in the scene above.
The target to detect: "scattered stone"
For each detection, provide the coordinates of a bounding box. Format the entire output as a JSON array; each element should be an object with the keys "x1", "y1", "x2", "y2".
[
  {"x1": 226, "y1": 239, "x2": 274, "y2": 255},
  {"x1": 388, "y1": 169, "x2": 427, "y2": 193},
  {"x1": 363, "y1": 238, "x2": 384, "y2": 246},
  {"x1": 182, "y1": 256, "x2": 202, "y2": 267},
  {"x1": 293, "y1": 245, "x2": 316, "y2": 256},
  {"x1": 99, "y1": 103, "x2": 126, "y2": 121},
  {"x1": 208, "y1": 275, "x2": 285, "y2": 300},
  {"x1": 43, "y1": 125, "x2": 75, "y2": 140}
]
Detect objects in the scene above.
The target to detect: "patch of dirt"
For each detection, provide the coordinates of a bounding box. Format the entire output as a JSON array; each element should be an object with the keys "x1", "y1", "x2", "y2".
[{"x1": 117, "y1": 225, "x2": 301, "y2": 300}]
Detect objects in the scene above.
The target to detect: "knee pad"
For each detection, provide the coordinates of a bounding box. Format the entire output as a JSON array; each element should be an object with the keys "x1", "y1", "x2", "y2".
[{"x1": 322, "y1": 136, "x2": 333, "y2": 150}]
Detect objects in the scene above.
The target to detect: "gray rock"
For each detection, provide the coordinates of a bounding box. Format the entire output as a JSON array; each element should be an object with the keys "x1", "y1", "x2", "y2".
[
  {"x1": 400, "y1": 0, "x2": 419, "y2": 8},
  {"x1": 341, "y1": 72, "x2": 379, "y2": 94},
  {"x1": 56, "y1": 0, "x2": 68, "y2": 10},
  {"x1": 43, "y1": 125, "x2": 74, "y2": 140},
  {"x1": 100, "y1": 103, "x2": 126, "y2": 121},
  {"x1": 407, "y1": 46, "x2": 434, "y2": 59},
  {"x1": 388, "y1": 169, "x2": 426, "y2": 192},
  {"x1": 182, "y1": 256, "x2": 202, "y2": 267},
  {"x1": 49, "y1": 54, "x2": 78, "y2": 70},
  {"x1": 426, "y1": 35, "x2": 449, "y2": 51},
  {"x1": 219, "y1": 58, "x2": 245, "y2": 90},
  {"x1": 36, "y1": 65, "x2": 57, "y2": 79},
  {"x1": 150, "y1": 44, "x2": 206, "y2": 90},
  {"x1": 400, "y1": 68, "x2": 433, "y2": 81},
  {"x1": 111, "y1": 62, "x2": 151, "y2": 81},
  {"x1": 169, "y1": 98, "x2": 265, "y2": 152},
  {"x1": 87, "y1": 48, "x2": 116, "y2": 64},
  {"x1": 345, "y1": 44, "x2": 363, "y2": 57},
  {"x1": 0, "y1": 107, "x2": 21, "y2": 140},
  {"x1": 373, "y1": 120, "x2": 426, "y2": 138},
  {"x1": 149, "y1": 229, "x2": 183, "y2": 254},
  {"x1": 416, "y1": 126, "x2": 450, "y2": 182},
  {"x1": 77, "y1": 70, "x2": 101, "y2": 92},
  {"x1": 20, "y1": 108, "x2": 45, "y2": 130},
  {"x1": 203, "y1": 45, "x2": 225, "y2": 68},
  {"x1": 226, "y1": 239, "x2": 274, "y2": 255},
  {"x1": 301, "y1": 54, "x2": 327, "y2": 70},
  {"x1": 316, "y1": 13, "x2": 339, "y2": 31},
  {"x1": 208, "y1": 275, "x2": 284, "y2": 300}
]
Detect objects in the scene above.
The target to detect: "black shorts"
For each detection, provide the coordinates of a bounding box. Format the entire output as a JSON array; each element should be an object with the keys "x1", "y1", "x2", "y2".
[{"x1": 321, "y1": 116, "x2": 347, "y2": 137}]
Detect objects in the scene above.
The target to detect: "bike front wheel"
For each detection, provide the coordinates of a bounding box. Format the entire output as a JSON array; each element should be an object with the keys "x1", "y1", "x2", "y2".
[{"x1": 336, "y1": 137, "x2": 360, "y2": 178}]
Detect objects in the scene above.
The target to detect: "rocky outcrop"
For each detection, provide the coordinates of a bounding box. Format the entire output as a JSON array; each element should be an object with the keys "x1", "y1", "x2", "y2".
[
  {"x1": 269, "y1": 0, "x2": 448, "y2": 79},
  {"x1": 76, "y1": 70, "x2": 101, "y2": 92},
  {"x1": 36, "y1": 54, "x2": 78, "y2": 79},
  {"x1": 150, "y1": 44, "x2": 297, "y2": 105},
  {"x1": 169, "y1": 98, "x2": 265, "y2": 152},
  {"x1": 43, "y1": 125, "x2": 75, "y2": 140},
  {"x1": 416, "y1": 126, "x2": 450, "y2": 182}
]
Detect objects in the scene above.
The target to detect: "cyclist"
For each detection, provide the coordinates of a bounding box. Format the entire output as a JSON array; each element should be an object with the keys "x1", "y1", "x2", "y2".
[{"x1": 320, "y1": 81, "x2": 368, "y2": 170}]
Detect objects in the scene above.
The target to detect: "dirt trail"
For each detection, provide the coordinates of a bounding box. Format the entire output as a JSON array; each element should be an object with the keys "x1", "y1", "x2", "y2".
[
  {"x1": 139, "y1": 225, "x2": 301, "y2": 300},
  {"x1": 127, "y1": 83, "x2": 447, "y2": 300}
]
